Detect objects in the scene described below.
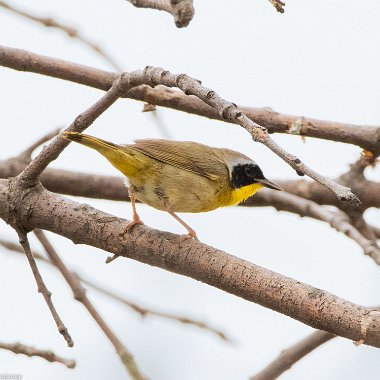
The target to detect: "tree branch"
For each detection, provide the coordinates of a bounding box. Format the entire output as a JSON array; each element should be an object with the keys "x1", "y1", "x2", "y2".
[
  {"x1": 250, "y1": 331, "x2": 335, "y2": 380},
  {"x1": 1, "y1": 182, "x2": 380, "y2": 348},
  {"x1": 1, "y1": 45, "x2": 379, "y2": 154},
  {"x1": 336, "y1": 153, "x2": 380, "y2": 242},
  {"x1": 12, "y1": 227, "x2": 73, "y2": 347},
  {"x1": 15, "y1": 128, "x2": 61, "y2": 163},
  {"x1": 268, "y1": 0, "x2": 285, "y2": 13},
  {"x1": 0, "y1": 342, "x2": 76, "y2": 369},
  {"x1": 127, "y1": 0, "x2": 195, "y2": 28},
  {"x1": 33, "y1": 229, "x2": 146, "y2": 379}
]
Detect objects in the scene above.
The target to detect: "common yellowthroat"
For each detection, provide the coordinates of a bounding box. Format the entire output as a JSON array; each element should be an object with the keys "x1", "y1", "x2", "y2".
[{"x1": 63, "y1": 132, "x2": 282, "y2": 239}]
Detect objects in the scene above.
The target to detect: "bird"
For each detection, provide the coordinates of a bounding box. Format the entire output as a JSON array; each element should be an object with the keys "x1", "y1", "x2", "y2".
[{"x1": 62, "y1": 132, "x2": 282, "y2": 239}]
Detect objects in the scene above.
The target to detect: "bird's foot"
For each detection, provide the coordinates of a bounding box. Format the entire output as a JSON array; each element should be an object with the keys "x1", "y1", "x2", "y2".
[
  {"x1": 120, "y1": 218, "x2": 144, "y2": 240},
  {"x1": 179, "y1": 229, "x2": 198, "y2": 243},
  {"x1": 125, "y1": 217, "x2": 144, "y2": 233}
]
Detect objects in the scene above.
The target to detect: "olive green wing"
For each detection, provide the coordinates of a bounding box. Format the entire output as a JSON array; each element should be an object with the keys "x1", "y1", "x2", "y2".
[{"x1": 127, "y1": 139, "x2": 228, "y2": 180}]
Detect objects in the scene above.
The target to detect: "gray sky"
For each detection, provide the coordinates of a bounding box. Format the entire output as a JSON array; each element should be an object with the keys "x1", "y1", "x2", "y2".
[{"x1": 1, "y1": 1, "x2": 380, "y2": 379}]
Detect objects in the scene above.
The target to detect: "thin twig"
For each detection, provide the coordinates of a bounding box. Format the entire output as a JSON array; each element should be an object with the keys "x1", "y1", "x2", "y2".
[
  {"x1": 337, "y1": 153, "x2": 379, "y2": 242},
  {"x1": 14, "y1": 228, "x2": 73, "y2": 347},
  {"x1": 268, "y1": 0, "x2": 285, "y2": 13},
  {"x1": 143, "y1": 106, "x2": 173, "y2": 139},
  {"x1": 244, "y1": 190, "x2": 380, "y2": 265},
  {"x1": 0, "y1": 1, "x2": 122, "y2": 71},
  {"x1": 250, "y1": 331, "x2": 335, "y2": 380},
  {"x1": 33, "y1": 229, "x2": 147, "y2": 380},
  {"x1": 342, "y1": 151, "x2": 378, "y2": 179},
  {"x1": 16, "y1": 128, "x2": 61, "y2": 162},
  {"x1": 371, "y1": 225, "x2": 380, "y2": 240},
  {"x1": 81, "y1": 278, "x2": 230, "y2": 342},
  {"x1": 127, "y1": 0, "x2": 195, "y2": 28},
  {"x1": 0, "y1": 342, "x2": 75, "y2": 368},
  {"x1": 0, "y1": 237, "x2": 230, "y2": 341}
]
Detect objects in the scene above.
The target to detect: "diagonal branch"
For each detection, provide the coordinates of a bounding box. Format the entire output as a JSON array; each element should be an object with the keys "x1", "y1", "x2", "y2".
[
  {"x1": 17, "y1": 72, "x2": 132, "y2": 186},
  {"x1": 251, "y1": 303, "x2": 380, "y2": 380},
  {"x1": 127, "y1": 0, "x2": 195, "y2": 28},
  {"x1": 372, "y1": 225, "x2": 380, "y2": 240},
  {"x1": 250, "y1": 330, "x2": 335, "y2": 380},
  {"x1": 0, "y1": 341, "x2": 76, "y2": 368},
  {"x1": 33, "y1": 229, "x2": 147, "y2": 380},
  {"x1": 268, "y1": 0, "x2": 285, "y2": 13},
  {"x1": 1, "y1": 45, "x2": 379, "y2": 154},
  {"x1": 336, "y1": 153, "x2": 379, "y2": 242},
  {"x1": 15, "y1": 128, "x2": 61, "y2": 162},
  {"x1": 0, "y1": 1, "x2": 122, "y2": 71},
  {"x1": 12, "y1": 227, "x2": 73, "y2": 347},
  {"x1": 1, "y1": 182, "x2": 380, "y2": 348}
]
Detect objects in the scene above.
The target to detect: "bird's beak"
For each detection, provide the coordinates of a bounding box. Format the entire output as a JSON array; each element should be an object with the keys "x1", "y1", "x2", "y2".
[{"x1": 256, "y1": 178, "x2": 283, "y2": 191}]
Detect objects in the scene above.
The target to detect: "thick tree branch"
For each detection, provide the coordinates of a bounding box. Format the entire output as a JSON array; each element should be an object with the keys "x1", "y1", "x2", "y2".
[
  {"x1": 0, "y1": 1, "x2": 121, "y2": 71},
  {"x1": 0, "y1": 342, "x2": 76, "y2": 369},
  {"x1": 33, "y1": 229, "x2": 146, "y2": 379},
  {"x1": 1, "y1": 45, "x2": 379, "y2": 154},
  {"x1": 127, "y1": 0, "x2": 195, "y2": 28},
  {"x1": 250, "y1": 331, "x2": 335, "y2": 380},
  {"x1": 1, "y1": 182, "x2": 380, "y2": 348}
]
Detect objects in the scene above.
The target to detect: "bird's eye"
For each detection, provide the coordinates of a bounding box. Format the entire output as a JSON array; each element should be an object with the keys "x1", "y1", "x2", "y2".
[{"x1": 245, "y1": 166, "x2": 253, "y2": 176}]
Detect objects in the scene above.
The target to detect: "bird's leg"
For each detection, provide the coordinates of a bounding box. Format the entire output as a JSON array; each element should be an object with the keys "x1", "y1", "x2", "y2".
[
  {"x1": 163, "y1": 202, "x2": 198, "y2": 240},
  {"x1": 108, "y1": 189, "x2": 143, "y2": 262},
  {"x1": 125, "y1": 188, "x2": 144, "y2": 232}
]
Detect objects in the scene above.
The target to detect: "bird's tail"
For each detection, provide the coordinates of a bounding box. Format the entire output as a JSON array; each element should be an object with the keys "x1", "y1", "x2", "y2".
[
  {"x1": 62, "y1": 131, "x2": 139, "y2": 177},
  {"x1": 62, "y1": 131, "x2": 120, "y2": 154}
]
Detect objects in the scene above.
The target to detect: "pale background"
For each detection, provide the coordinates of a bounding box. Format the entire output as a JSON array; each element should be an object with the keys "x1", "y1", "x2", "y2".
[{"x1": 1, "y1": 0, "x2": 380, "y2": 379}]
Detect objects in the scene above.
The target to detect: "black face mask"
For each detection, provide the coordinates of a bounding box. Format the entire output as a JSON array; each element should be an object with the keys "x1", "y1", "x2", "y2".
[{"x1": 230, "y1": 164, "x2": 265, "y2": 189}]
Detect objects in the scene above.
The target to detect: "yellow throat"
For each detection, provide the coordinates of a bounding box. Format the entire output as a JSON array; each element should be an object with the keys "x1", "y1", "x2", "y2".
[{"x1": 227, "y1": 183, "x2": 263, "y2": 206}]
